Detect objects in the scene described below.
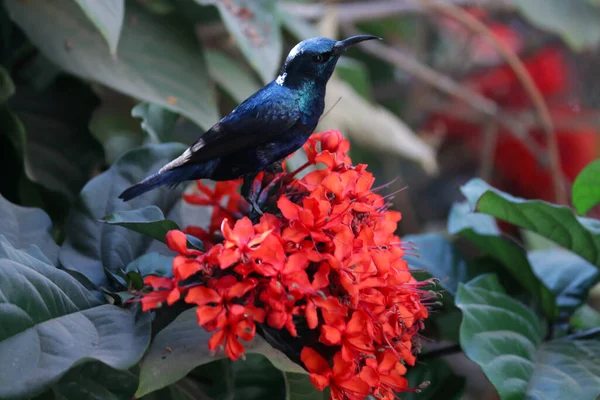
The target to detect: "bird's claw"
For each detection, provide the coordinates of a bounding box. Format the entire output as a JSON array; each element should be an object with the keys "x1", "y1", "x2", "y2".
[{"x1": 250, "y1": 198, "x2": 264, "y2": 216}]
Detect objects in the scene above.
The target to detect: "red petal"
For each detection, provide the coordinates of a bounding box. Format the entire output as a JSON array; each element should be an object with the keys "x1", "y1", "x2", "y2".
[
  {"x1": 165, "y1": 230, "x2": 188, "y2": 254},
  {"x1": 319, "y1": 325, "x2": 342, "y2": 345},
  {"x1": 359, "y1": 366, "x2": 379, "y2": 387},
  {"x1": 309, "y1": 374, "x2": 329, "y2": 392},
  {"x1": 172, "y1": 256, "x2": 201, "y2": 280},
  {"x1": 277, "y1": 195, "x2": 300, "y2": 220},
  {"x1": 166, "y1": 288, "x2": 180, "y2": 305},
  {"x1": 225, "y1": 333, "x2": 245, "y2": 360},
  {"x1": 144, "y1": 276, "x2": 173, "y2": 290},
  {"x1": 337, "y1": 376, "x2": 370, "y2": 397},
  {"x1": 236, "y1": 319, "x2": 256, "y2": 342},
  {"x1": 219, "y1": 248, "x2": 241, "y2": 269},
  {"x1": 243, "y1": 305, "x2": 266, "y2": 323},
  {"x1": 247, "y1": 229, "x2": 273, "y2": 248},
  {"x1": 229, "y1": 217, "x2": 255, "y2": 247},
  {"x1": 196, "y1": 305, "x2": 224, "y2": 326},
  {"x1": 301, "y1": 347, "x2": 331, "y2": 376},
  {"x1": 208, "y1": 329, "x2": 226, "y2": 351},
  {"x1": 312, "y1": 262, "x2": 330, "y2": 289},
  {"x1": 225, "y1": 279, "x2": 257, "y2": 299},
  {"x1": 185, "y1": 287, "x2": 221, "y2": 306},
  {"x1": 283, "y1": 252, "x2": 308, "y2": 274},
  {"x1": 305, "y1": 301, "x2": 318, "y2": 329}
]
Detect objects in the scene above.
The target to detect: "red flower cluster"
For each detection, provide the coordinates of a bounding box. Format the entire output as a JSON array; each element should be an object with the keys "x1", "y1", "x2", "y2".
[{"x1": 138, "y1": 130, "x2": 433, "y2": 399}]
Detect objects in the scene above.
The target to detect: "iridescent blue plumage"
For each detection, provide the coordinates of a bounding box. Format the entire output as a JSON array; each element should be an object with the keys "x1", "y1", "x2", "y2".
[{"x1": 119, "y1": 35, "x2": 380, "y2": 211}]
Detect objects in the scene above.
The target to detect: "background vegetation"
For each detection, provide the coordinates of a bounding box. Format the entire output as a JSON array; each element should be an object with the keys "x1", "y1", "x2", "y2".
[{"x1": 1, "y1": 0, "x2": 600, "y2": 399}]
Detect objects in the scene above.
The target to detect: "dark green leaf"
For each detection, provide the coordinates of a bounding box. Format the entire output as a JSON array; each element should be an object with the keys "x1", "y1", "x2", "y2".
[
  {"x1": 126, "y1": 252, "x2": 174, "y2": 278},
  {"x1": 403, "y1": 233, "x2": 468, "y2": 296},
  {"x1": 7, "y1": 76, "x2": 105, "y2": 200},
  {"x1": 136, "y1": 308, "x2": 306, "y2": 397},
  {"x1": 53, "y1": 362, "x2": 138, "y2": 400},
  {"x1": 572, "y1": 159, "x2": 600, "y2": 215},
  {"x1": 0, "y1": 237, "x2": 150, "y2": 399},
  {"x1": 59, "y1": 143, "x2": 186, "y2": 288},
  {"x1": 403, "y1": 359, "x2": 465, "y2": 400},
  {"x1": 457, "y1": 274, "x2": 600, "y2": 400},
  {"x1": 205, "y1": 49, "x2": 262, "y2": 104},
  {"x1": 102, "y1": 206, "x2": 180, "y2": 243},
  {"x1": 514, "y1": 0, "x2": 600, "y2": 51},
  {"x1": 231, "y1": 355, "x2": 286, "y2": 399},
  {"x1": 73, "y1": 0, "x2": 124, "y2": 55},
  {"x1": 285, "y1": 372, "x2": 328, "y2": 400},
  {"x1": 0, "y1": 65, "x2": 15, "y2": 102},
  {"x1": 448, "y1": 202, "x2": 557, "y2": 319},
  {"x1": 195, "y1": 0, "x2": 282, "y2": 83},
  {"x1": 5, "y1": 0, "x2": 219, "y2": 129},
  {"x1": 528, "y1": 249, "x2": 598, "y2": 314},
  {"x1": 461, "y1": 178, "x2": 600, "y2": 267},
  {"x1": 0, "y1": 192, "x2": 58, "y2": 264},
  {"x1": 132, "y1": 102, "x2": 179, "y2": 144}
]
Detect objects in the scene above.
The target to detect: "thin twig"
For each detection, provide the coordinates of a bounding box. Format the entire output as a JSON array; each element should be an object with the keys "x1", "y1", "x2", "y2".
[
  {"x1": 340, "y1": 23, "x2": 550, "y2": 170},
  {"x1": 479, "y1": 121, "x2": 499, "y2": 181},
  {"x1": 280, "y1": 0, "x2": 513, "y2": 23},
  {"x1": 419, "y1": 0, "x2": 565, "y2": 204},
  {"x1": 563, "y1": 326, "x2": 600, "y2": 341}
]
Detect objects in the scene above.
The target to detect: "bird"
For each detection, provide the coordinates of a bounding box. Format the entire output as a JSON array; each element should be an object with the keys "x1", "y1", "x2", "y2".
[{"x1": 119, "y1": 35, "x2": 380, "y2": 213}]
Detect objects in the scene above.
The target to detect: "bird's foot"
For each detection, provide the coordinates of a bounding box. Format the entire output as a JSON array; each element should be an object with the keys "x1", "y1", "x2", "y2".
[
  {"x1": 265, "y1": 160, "x2": 284, "y2": 174},
  {"x1": 249, "y1": 198, "x2": 264, "y2": 216},
  {"x1": 241, "y1": 173, "x2": 264, "y2": 216}
]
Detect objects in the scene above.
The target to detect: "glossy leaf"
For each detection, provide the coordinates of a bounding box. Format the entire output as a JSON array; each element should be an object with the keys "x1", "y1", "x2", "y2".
[
  {"x1": 73, "y1": 0, "x2": 124, "y2": 55},
  {"x1": 570, "y1": 304, "x2": 600, "y2": 331},
  {"x1": 403, "y1": 359, "x2": 465, "y2": 400},
  {"x1": 59, "y1": 143, "x2": 186, "y2": 288},
  {"x1": 528, "y1": 249, "x2": 598, "y2": 314},
  {"x1": 0, "y1": 238, "x2": 150, "y2": 399},
  {"x1": 461, "y1": 178, "x2": 600, "y2": 267},
  {"x1": 285, "y1": 372, "x2": 328, "y2": 400},
  {"x1": 136, "y1": 308, "x2": 306, "y2": 397},
  {"x1": 457, "y1": 274, "x2": 600, "y2": 400},
  {"x1": 514, "y1": 0, "x2": 600, "y2": 51},
  {"x1": 195, "y1": 0, "x2": 282, "y2": 83},
  {"x1": 449, "y1": 202, "x2": 557, "y2": 319},
  {"x1": 126, "y1": 252, "x2": 173, "y2": 278},
  {"x1": 572, "y1": 159, "x2": 600, "y2": 215},
  {"x1": 132, "y1": 102, "x2": 179, "y2": 144},
  {"x1": 0, "y1": 192, "x2": 58, "y2": 264},
  {"x1": 102, "y1": 206, "x2": 180, "y2": 244},
  {"x1": 52, "y1": 363, "x2": 138, "y2": 400},
  {"x1": 5, "y1": 0, "x2": 219, "y2": 130},
  {"x1": 205, "y1": 49, "x2": 262, "y2": 104}
]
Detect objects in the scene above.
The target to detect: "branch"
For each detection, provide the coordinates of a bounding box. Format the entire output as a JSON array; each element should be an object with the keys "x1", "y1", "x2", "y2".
[
  {"x1": 280, "y1": 0, "x2": 513, "y2": 23},
  {"x1": 340, "y1": 23, "x2": 550, "y2": 171},
  {"x1": 563, "y1": 326, "x2": 600, "y2": 341},
  {"x1": 419, "y1": 0, "x2": 565, "y2": 204}
]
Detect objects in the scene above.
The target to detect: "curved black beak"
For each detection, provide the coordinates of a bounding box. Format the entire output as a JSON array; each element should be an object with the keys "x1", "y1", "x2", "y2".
[{"x1": 334, "y1": 34, "x2": 381, "y2": 52}]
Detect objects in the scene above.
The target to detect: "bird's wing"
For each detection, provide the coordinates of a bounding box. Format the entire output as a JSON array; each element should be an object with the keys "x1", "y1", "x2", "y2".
[{"x1": 159, "y1": 84, "x2": 300, "y2": 173}]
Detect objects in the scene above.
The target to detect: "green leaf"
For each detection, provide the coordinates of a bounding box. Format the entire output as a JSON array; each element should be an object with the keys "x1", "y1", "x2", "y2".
[
  {"x1": 570, "y1": 304, "x2": 600, "y2": 331},
  {"x1": 132, "y1": 103, "x2": 179, "y2": 144},
  {"x1": 403, "y1": 359, "x2": 465, "y2": 400},
  {"x1": 7, "y1": 76, "x2": 105, "y2": 200},
  {"x1": 73, "y1": 0, "x2": 124, "y2": 55},
  {"x1": 5, "y1": 0, "x2": 218, "y2": 130},
  {"x1": 403, "y1": 233, "x2": 468, "y2": 296},
  {"x1": 205, "y1": 49, "x2": 262, "y2": 103},
  {"x1": 0, "y1": 65, "x2": 15, "y2": 102},
  {"x1": 284, "y1": 372, "x2": 328, "y2": 400},
  {"x1": 231, "y1": 355, "x2": 286, "y2": 399},
  {"x1": 59, "y1": 143, "x2": 186, "y2": 288},
  {"x1": 336, "y1": 58, "x2": 372, "y2": 101},
  {"x1": 0, "y1": 192, "x2": 58, "y2": 264},
  {"x1": 448, "y1": 202, "x2": 557, "y2": 319},
  {"x1": 457, "y1": 274, "x2": 600, "y2": 400},
  {"x1": 52, "y1": 362, "x2": 138, "y2": 400},
  {"x1": 461, "y1": 178, "x2": 600, "y2": 268},
  {"x1": 102, "y1": 206, "x2": 180, "y2": 243},
  {"x1": 136, "y1": 308, "x2": 306, "y2": 397},
  {"x1": 0, "y1": 237, "x2": 150, "y2": 399},
  {"x1": 528, "y1": 249, "x2": 598, "y2": 314},
  {"x1": 514, "y1": 0, "x2": 600, "y2": 51},
  {"x1": 126, "y1": 252, "x2": 173, "y2": 278},
  {"x1": 572, "y1": 159, "x2": 600, "y2": 215},
  {"x1": 195, "y1": 0, "x2": 282, "y2": 83}
]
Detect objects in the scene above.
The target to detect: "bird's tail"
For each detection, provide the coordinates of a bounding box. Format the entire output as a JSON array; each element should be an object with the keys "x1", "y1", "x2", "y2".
[{"x1": 119, "y1": 168, "x2": 187, "y2": 201}]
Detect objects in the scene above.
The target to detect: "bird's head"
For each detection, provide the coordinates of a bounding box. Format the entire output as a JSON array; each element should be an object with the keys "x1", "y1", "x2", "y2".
[{"x1": 276, "y1": 35, "x2": 380, "y2": 89}]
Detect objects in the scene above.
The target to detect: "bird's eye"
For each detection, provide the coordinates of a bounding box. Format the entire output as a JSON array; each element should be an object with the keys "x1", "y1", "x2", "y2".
[{"x1": 313, "y1": 54, "x2": 324, "y2": 63}]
